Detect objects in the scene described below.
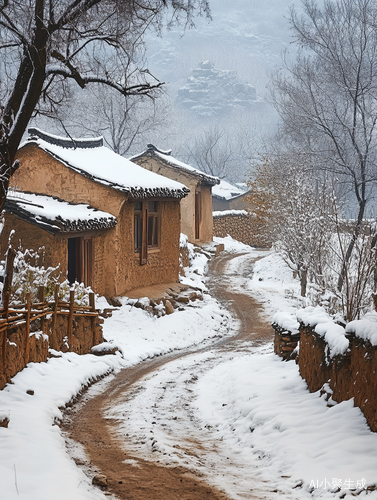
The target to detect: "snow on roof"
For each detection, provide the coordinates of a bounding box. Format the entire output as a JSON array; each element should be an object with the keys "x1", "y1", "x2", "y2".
[
  {"x1": 130, "y1": 144, "x2": 220, "y2": 187},
  {"x1": 212, "y1": 179, "x2": 249, "y2": 200},
  {"x1": 5, "y1": 190, "x2": 117, "y2": 234},
  {"x1": 23, "y1": 129, "x2": 189, "y2": 200}
]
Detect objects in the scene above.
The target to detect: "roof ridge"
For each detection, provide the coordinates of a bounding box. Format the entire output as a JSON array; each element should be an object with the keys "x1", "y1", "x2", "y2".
[
  {"x1": 28, "y1": 128, "x2": 103, "y2": 149},
  {"x1": 147, "y1": 143, "x2": 172, "y2": 156}
]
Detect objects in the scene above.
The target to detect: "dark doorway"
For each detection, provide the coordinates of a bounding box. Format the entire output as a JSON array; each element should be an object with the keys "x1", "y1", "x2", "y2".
[{"x1": 68, "y1": 237, "x2": 93, "y2": 286}]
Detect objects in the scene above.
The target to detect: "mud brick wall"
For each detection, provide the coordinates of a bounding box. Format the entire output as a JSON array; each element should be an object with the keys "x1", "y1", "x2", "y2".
[
  {"x1": 49, "y1": 315, "x2": 104, "y2": 355},
  {"x1": 0, "y1": 314, "x2": 104, "y2": 390},
  {"x1": 298, "y1": 325, "x2": 377, "y2": 432},
  {"x1": 272, "y1": 323, "x2": 300, "y2": 360},
  {"x1": 119, "y1": 199, "x2": 181, "y2": 294},
  {"x1": 213, "y1": 213, "x2": 271, "y2": 248}
]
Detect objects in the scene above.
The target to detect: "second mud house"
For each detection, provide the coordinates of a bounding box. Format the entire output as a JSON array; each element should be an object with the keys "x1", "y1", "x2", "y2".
[
  {"x1": 1, "y1": 129, "x2": 189, "y2": 299},
  {"x1": 131, "y1": 145, "x2": 219, "y2": 244},
  {"x1": 212, "y1": 180, "x2": 250, "y2": 212}
]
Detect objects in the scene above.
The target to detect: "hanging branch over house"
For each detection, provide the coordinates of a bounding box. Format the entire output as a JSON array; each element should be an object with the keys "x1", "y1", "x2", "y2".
[{"x1": 0, "y1": 0, "x2": 210, "y2": 213}]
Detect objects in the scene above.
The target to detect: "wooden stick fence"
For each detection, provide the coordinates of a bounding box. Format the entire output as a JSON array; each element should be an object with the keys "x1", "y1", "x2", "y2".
[{"x1": 0, "y1": 284, "x2": 98, "y2": 374}]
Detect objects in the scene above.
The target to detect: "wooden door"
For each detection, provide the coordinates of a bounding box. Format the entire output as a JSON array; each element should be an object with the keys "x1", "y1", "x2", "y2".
[{"x1": 195, "y1": 191, "x2": 201, "y2": 240}]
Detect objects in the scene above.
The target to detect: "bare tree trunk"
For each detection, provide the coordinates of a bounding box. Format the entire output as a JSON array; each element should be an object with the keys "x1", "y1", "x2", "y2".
[
  {"x1": 2, "y1": 246, "x2": 16, "y2": 306},
  {"x1": 0, "y1": 147, "x2": 20, "y2": 212},
  {"x1": 337, "y1": 200, "x2": 366, "y2": 292},
  {"x1": 300, "y1": 269, "x2": 308, "y2": 297}
]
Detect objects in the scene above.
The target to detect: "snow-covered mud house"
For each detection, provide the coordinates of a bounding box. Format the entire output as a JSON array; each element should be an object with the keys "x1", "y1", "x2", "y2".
[
  {"x1": 212, "y1": 180, "x2": 250, "y2": 212},
  {"x1": 131, "y1": 145, "x2": 219, "y2": 244},
  {"x1": 1, "y1": 129, "x2": 189, "y2": 299}
]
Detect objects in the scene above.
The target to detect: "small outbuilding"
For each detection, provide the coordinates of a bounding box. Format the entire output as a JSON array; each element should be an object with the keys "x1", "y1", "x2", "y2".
[
  {"x1": 131, "y1": 145, "x2": 219, "y2": 244},
  {"x1": 3, "y1": 129, "x2": 189, "y2": 299},
  {"x1": 212, "y1": 180, "x2": 250, "y2": 212}
]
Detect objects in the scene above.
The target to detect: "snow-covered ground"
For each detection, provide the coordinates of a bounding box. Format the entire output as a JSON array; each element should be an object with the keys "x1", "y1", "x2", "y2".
[
  {"x1": 0, "y1": 238, "x2": 232, "y2": 500},
  {"x1": 0, "y1": 237, "x2": 376, "y2": 499}
]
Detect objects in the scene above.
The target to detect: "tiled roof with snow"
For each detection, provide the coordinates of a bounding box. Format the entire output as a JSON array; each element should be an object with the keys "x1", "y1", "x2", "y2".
[
  {"x1": 130, "y1": 145, "x2": 220, "y2": 187},
  {"x1": 212, "y1": 179, "x2": 249, "y2": 201},
  {"x1": 22, "y1": 129, "x2": 189, "y2": 200},
  {"x1": 5, "y1": 191, "x2": 117, "y2": 234}
]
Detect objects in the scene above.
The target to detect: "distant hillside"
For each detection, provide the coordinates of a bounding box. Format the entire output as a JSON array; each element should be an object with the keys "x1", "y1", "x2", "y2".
[
  {"x1": 145, "y1": 0, "x2": 296, "y2": 97},
  {"x1": 140, "y1": 0, "x2": 298, "y2": 168},
  {"x1": 177, "y1": 60, "x2": 258, "y2": 117}
]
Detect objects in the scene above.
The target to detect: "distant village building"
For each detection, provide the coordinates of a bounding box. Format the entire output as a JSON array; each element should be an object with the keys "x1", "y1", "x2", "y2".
[
  {"x1": 212, "y1": 180, "x2": 250, "y2": 211},
  {"x1": 2, "y1": 129, "x2": 189, "y2": 299},
  {"x1": 131, "y1": 145, "x2": 220, "y2": 244}
]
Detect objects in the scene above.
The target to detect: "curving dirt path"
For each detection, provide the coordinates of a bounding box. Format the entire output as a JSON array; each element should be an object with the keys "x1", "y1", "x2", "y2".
[{"x1": 62, "y1": 250, "x2": 273, "y2": 500}]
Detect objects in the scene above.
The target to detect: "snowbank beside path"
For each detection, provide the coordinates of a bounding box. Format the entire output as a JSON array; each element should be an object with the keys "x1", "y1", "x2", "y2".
[
  {"x1": 196, "y1": 352, "x2": 377, "y2": 498},
  {"x1": 246, "y1": 251, "x2": 302, "y2": 319},
  {"x1": 0, "y1": 239, "x2": 232, "y2": 500}
]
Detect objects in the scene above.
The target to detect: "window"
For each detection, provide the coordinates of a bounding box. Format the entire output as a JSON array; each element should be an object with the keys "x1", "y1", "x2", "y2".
[
  {"x1": 68, "y1": 237, "x2": 93, "y2": 286},
  {"x1": 134, "y1": 201, "x2": 160, "y2": 264}
]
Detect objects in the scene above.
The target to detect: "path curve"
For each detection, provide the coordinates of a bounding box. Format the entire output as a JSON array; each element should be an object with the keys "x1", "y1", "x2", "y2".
[{"x1": 62, "y1": 250, "x2": 273, "y2": 499}]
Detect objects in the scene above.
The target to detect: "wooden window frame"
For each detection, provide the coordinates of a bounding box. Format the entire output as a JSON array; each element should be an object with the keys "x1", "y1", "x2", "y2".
[{"x1": 134, "y1": 200, "x2": 160, "y2": 265}]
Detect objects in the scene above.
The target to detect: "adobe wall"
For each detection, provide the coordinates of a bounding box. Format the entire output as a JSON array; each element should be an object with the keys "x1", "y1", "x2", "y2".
[
  {"x1": 133, "y1": 156, "x2": 213, "y2": 243},
  {"x1": 0, "y1": 213, "x2": 116, "y2": 298},
  {"x1": 91, "y1": 228, "x2": 117, "y2": 298},
  {"x1": 213, "y1": 213, "x2": 271, "y2": 247},
  {"x1": 212, "y1": 197, "x2": 230, "y2": 212},
  {"x1": 275, "y1": 324, "x2": 377, "y2": 432},
  {"x1": 273, "y1": 323, "x2": 300, "y2": 360},
  {"x1": 298, "y1": 327, "x2": 377, "y2": 431},
  {"x1": 0, "y1": 314, "x2": 104, "y2": 390},
  {"x1": 13, "y1": 144, "x2": 125, "y2": 216},
  {"x1": 0, "y1": 214, "x2": 67, "y2": 271},
  {"x1": 116, "y1": 199, "x2": 181, "y2": 295},
  {"x1": 213, "y1": 195, "x2": 249, "y2": 212},
  {"x1": 229, "y1": 195, "x2": 249, "y2": 211}
]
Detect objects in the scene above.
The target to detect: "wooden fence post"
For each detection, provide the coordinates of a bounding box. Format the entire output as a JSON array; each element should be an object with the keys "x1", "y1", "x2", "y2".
[
  {"x1": 2, "y1": 292, "x2": 10, "y2": 376},
  {"x1": 67, "y1": 290, "x2": 75, "y2": 350},
  {"x1": 25, "y1": 292, "x2": 31, "y2": 365},
  {"x1": 38, "y1": 286, "x2": 45, "y2": 335},
  {"x1": 89, "y1": 292, "x2": 96, "y2": 346},
  {"x1": 52, "y1": 284, "x2": 59, "y2": 339}
]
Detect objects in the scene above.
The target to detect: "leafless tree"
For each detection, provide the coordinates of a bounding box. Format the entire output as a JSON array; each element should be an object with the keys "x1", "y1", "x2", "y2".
[
  {"x1": 248, "y1": 149, "x2": 339, "y2": 298},
  {"x1": 185, "y1": 125, "x2": 236, "y2": 178},
  {"x1": 271, "y1": 0, "x2": 377, "y2": 293},
  {"x1": 0, "y1": 0, "x2": 210, "y2": 211},
  {"x1": 55, "y1": 87, "x2": 170, "y2": 156}
]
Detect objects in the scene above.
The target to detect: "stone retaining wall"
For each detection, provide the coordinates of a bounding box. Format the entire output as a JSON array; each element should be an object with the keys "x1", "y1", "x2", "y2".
[
  {"x1": 273, "y1": 323, "x2": 300, "y2": 360},
  {"x1": 213, "y1": 212, "x2": 270, "y2": 247}
]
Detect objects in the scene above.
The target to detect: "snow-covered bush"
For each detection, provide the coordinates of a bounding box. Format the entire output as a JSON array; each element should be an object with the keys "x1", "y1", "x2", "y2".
[
  {"x1": 4, "y1": 246, "x2": 94, "y2": 306},
  {"x1": 56, "y1": 280, "x2": 94, "y2": 307},
  {"x1": 7, "y1": 247, "x2": 60, "y2": 304}
]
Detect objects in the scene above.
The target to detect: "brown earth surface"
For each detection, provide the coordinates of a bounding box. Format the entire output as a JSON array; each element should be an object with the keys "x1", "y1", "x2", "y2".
[{"x1": 62, "y1": 251, "x2": 273, "y2": 500}]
